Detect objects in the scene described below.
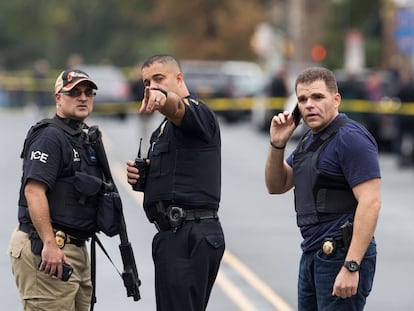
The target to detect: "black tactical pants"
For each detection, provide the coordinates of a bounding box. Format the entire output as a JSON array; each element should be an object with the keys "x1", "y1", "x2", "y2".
[{"x1": 152, "y1": 218, "x2": 225, "y2": 311}]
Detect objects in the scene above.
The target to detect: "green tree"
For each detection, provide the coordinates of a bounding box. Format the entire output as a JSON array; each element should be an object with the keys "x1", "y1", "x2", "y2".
[
  {"x1": 0, "y1": 0, "x2": 389, "y2": 71},
  {"x1": 0, "y1": 0, "x2": 266, "y2": 69},
  {"x1": 153, "y1": 0, "x2": 266, "y2": 60}
]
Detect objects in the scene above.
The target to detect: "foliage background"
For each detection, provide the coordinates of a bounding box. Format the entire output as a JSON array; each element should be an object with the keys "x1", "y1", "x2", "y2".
[{"x1": 0, "y1": 0, "x2": 391, "y2": 70}]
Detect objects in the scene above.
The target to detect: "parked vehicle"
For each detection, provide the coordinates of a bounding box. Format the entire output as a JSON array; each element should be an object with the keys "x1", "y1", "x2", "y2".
[
  {"x1": 78, "y1": 65, "x2": 131, "y2": 118},
  {"x1": 181, "y1": 60, "x2": 264, "y2": 123}
]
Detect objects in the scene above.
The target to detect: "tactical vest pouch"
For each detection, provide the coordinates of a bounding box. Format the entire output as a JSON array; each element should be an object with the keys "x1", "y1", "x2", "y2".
[
  {"x1": 49, "y1": 173, "x2": 101, "y2": 234},
  {"x1": 74, "y1": 172, "x2": 102, "y2": 196},
  {"x1": 97, "y1": 192, "x2": 122, "y2": 237}
]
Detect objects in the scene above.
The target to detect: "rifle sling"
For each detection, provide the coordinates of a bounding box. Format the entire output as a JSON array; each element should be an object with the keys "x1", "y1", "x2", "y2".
[{"x1": 90, "y1": 234, "x2": 123, "y2": 311}]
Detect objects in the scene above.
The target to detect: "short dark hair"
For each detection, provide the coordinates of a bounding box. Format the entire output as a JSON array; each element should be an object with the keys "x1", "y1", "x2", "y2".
[
  {"x1": 141, "y1": 54, "x2": 181, "y2": 70},
  {"x1": 295, "y1": 67, "x2": 338, "y2": 94}
]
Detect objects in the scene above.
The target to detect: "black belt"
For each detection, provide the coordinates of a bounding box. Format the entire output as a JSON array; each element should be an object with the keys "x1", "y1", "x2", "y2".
[
  {"x1": 154, "y1": 207, "x2": 218, "y2": 232},
  {"x1": 183, "y1": 208, "x2": 218, "y2": 220},
  {"x1": 18, "y1": 223, "x2": 86, "y2": 247}
]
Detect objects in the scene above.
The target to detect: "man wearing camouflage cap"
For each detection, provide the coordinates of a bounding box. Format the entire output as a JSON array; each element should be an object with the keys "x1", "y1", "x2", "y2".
[{"x1": 8, "y1": 68, "x2": 103, "y2": 311}]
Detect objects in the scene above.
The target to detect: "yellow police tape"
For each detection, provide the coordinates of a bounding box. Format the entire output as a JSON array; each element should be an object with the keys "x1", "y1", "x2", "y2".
[
  {"x1": 2, "y1": 70, "x2": 414, "y2": 115},
  {"x1": 206, "y1": 97, "x2": 414, "y2": 115},
  {"x1": 39, "y1": 97, "x2": 414, "y2": 117},
  {"x1": 2, "y1": 92, "x2": 414, "y2": 116}
]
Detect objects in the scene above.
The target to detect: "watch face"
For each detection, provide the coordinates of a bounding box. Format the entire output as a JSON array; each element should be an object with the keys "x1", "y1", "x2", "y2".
[{"x1": 345, "y1": 260, "x2": 360, "y2": 272}]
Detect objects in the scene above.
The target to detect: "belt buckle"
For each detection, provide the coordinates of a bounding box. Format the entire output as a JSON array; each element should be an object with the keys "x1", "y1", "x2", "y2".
[{"x1": 322, "y1": 238, "x2": 336, "y2": 255}]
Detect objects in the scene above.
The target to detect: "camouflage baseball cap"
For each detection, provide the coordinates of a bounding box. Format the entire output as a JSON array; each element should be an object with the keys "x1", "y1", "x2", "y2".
[{"x1": 55, "y1": 69, "x2": 98, "y2": 94}]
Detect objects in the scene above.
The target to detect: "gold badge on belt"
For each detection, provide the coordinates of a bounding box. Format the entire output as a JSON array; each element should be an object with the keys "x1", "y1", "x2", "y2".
[
  {"x1": 322, "y1": 239, "x2": 335, "y2": 255},
  {"x1": 55, "y1": 231, "x2": 67, "y2": 249}
]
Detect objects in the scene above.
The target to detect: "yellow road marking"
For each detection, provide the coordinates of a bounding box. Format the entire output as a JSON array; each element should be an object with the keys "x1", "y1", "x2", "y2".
[
  {"x1": 215, "y1": 270, "x2": 259, "y2": 311},
  {"x1": 222, "y1": 251, "x2": 295, "y2": 311}
]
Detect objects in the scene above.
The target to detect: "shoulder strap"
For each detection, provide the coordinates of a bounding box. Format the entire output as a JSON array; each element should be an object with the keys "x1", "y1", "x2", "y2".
[
  {"x1": 41, "y1": 118, "x2": 83, "y2": 136},
  {"x1": 307, "y1": 117, "x2": 349, "y2": 152},
  {"x1": 20, "y1": 118, "x2": 83, "y2": 158}
]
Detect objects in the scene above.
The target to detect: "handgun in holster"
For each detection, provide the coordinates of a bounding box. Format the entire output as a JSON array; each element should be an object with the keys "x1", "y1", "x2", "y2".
[
  {"x1": 340, "y1": 221, "x2": 353, "y2": 251},
  {"x1": 29, "y1": 230, "x2": 43, "y2": 255}
]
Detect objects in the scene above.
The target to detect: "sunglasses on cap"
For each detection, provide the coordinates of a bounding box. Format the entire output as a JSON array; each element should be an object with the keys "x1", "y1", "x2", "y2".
[{"x1": 60, "y1": 88, "x2": 96, "y2": 98}]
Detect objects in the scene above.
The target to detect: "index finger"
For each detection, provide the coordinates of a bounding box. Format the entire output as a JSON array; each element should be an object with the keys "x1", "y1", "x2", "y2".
[
  {"x1": 139, "y1": 100, "x2": 147, "y2": 114},
  {"x1": 139, "y1": 87, "x2": 151, "y2": 113}
]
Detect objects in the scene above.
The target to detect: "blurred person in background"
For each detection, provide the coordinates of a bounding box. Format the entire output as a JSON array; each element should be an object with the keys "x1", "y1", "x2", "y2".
[
  {"x1": 338, "y1": 73, "x2": 367, "y2": 100},
  {"x1": 8, "y1": 69, "x2": 103, "y2": 311},
  {"x1": 364, "y1": 71, "x2": 383, "y2": 102},
  {"x1": 32, "y1": 59, "x2": 51, "y2": 114},
  {"x1": 130, "y1": 62, "x2": 145, "y2": 103},
  {"x1": 267, "y1": 67, "x2": 288, "y2": 99},
  {"x1": 126, "y1": 54, "x2": 225, "y2": 311},
  {"x1": 0, "y1": 67, "x2": 10, "y2": 107},
  {"x1": 361, "y1": 71, "x2": 386, "y2": 152},
  {"x1": 130, "y1": 61, "x2": 150, "y2": 151},
  {"x1": 265, "y1": 67, "x2": 381, "y2": 311},
  {"x1": 395, "y1": 70, "x2": 414, "y2": 167},
  {"x1": 66, "y1": 53, "x2": 84, "y2": 69}
]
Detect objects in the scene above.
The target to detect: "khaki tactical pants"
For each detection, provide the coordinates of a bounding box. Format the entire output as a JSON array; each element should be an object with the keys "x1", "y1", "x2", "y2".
[{"x1": 8, "y1": 228, "x2": 92, "y2": 311}]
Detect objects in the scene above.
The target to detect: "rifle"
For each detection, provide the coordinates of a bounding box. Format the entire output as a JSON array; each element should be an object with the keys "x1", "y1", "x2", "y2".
[{"x1": 88, "y1": 125, "x2": 141, "y2": 302}]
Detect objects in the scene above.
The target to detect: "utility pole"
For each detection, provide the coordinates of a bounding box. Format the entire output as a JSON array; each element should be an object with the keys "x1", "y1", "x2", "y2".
[
  {"x1": 381, "y1": 0, "x2": 399, "y2": 69},
  {"x1": 285, "y1": 0, "x2": 328, "y2": 64}
]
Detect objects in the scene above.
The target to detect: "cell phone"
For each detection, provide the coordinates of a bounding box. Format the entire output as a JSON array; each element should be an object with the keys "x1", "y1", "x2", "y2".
[
  {"x1": 292, "y1": 103, "x2": 301, "y2": 126},
  {"x1": 60, "y1": 263, "x2": 74, "y2": 282},
  {"x1": 39, "y1": 262, "x2": 74, "y2": 282}
]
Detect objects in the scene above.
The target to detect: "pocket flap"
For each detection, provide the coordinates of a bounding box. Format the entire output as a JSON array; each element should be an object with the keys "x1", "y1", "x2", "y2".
[
  {"x1": 152, "y1": 141, "x2": 169, "y2": 156},
  {"x1": 74, "y1": 171, "x2": 102, "y2": 195},
  {"x1": 9, "y1": 245, "x2": 23, "y2": 259},
  {"x1": 205, "y1": 233, "x2": 225, "y2": 249}
]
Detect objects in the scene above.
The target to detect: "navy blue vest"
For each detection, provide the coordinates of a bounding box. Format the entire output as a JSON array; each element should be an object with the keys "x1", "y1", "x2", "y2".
[{"x1": 292, "y1": 118, "x2": 357, "y2": 227}]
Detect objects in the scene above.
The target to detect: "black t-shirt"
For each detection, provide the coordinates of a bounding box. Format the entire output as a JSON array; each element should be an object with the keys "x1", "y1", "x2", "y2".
[{"x1": 21, "y1": 117, "x2": 84, "y2": 190}]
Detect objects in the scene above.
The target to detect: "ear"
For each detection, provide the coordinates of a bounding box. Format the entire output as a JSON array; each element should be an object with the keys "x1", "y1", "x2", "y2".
[
  {"x1": 176, "y1": 72, "x2": 184, "y2": 85},
  {"x1": 55, "y1": 93, "x2": 62, "y2": 107},
  {"x1": 334, "y1": 92, "x2": 341, "y2": 109}
]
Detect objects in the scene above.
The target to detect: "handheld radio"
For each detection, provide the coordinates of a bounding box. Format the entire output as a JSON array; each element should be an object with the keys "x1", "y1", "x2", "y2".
[{"x1": 132, "y1": 138, "x2": 148, "y2": 192}]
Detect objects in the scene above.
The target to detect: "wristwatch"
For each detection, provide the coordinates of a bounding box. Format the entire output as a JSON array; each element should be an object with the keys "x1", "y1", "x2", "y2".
[{"x1": 343, "y1": 260, "x2": 360, "y2": 272}]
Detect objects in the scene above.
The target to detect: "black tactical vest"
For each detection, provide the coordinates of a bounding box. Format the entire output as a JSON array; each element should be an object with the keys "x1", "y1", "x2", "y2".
[
  {"x1": 292, "y1": 118, "x2": 357, "y2": 227},
  {"x1": 18, "y1": 118, "x2": 103, "y2": 238},
  {"x1": 143, "y1": 117, "x2": 221, "y2": 221}
]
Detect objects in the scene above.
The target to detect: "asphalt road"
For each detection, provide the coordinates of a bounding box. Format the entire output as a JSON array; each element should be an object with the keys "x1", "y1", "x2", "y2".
[{"x1": 1, "y1": 108, "x2": 413, "y2": 310}]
